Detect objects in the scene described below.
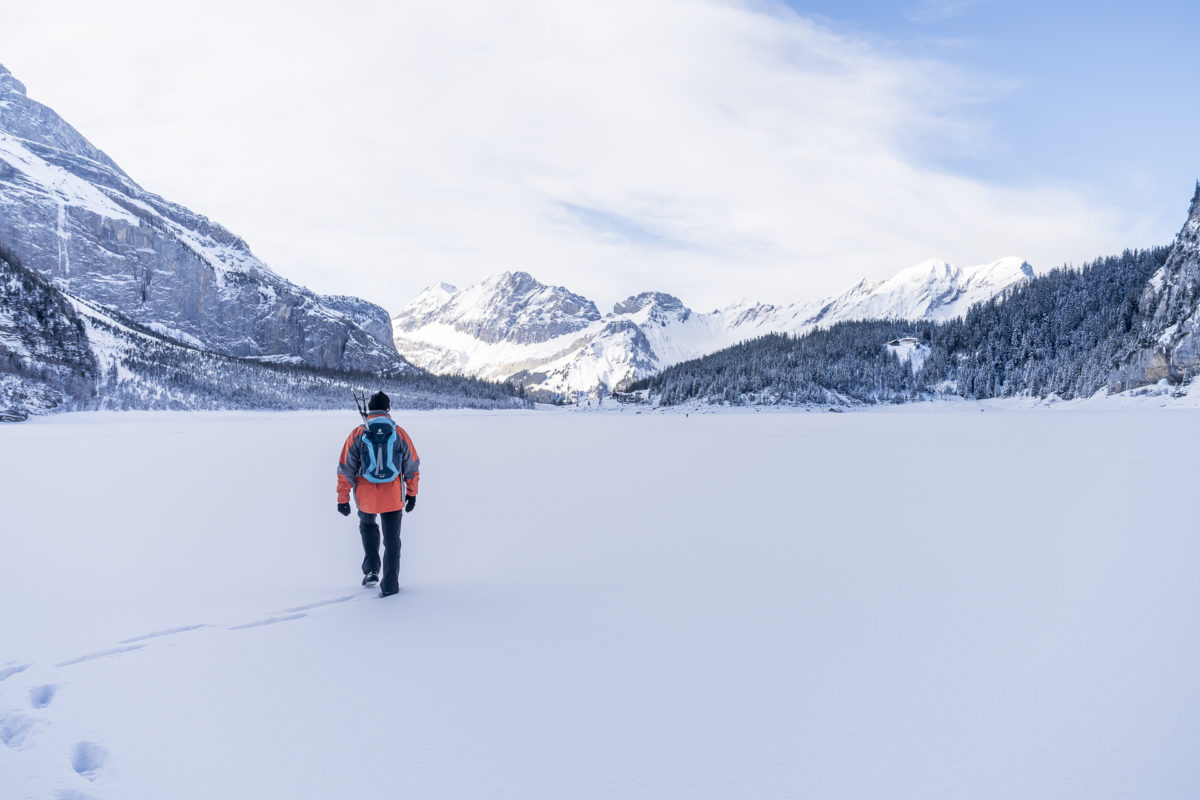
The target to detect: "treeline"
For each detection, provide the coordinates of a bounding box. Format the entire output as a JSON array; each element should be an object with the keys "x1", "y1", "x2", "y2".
[
  {"x1": 85, "y1": 311, "x2": 532, "y2": 412},
  {"x1": 631, "y1": 247, "x2": 1171, "y2": 406}
]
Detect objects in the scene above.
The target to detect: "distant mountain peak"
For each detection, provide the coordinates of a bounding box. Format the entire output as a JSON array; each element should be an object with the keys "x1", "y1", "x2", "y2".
[
  {"x1": 410, "y1": 282, "x2": 457, "y2": 304},
  {"x1": 489, "y1": 269, "x2": 535, "y2": 288},
  {"x1": 613, "y1": 292, "x2": 687, "y2": 316},
  {"x1": 893, "y1": 259, "x2": 956, "y2": 282},
  {"x1": 974, "y1": 256, "x2": 1033, "y2": 276},
  {"x1": 0, "y1": 64, "x2": 127, "y2": 177},
  {"x1": 0, "y1": 63, "x2": 26, "y2": 96},
  {"x1": 394, "y1": 270, "x2": 600, "y2": 346}
]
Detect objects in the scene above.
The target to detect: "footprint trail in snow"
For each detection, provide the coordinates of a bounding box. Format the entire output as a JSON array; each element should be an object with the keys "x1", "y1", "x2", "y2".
[{"x1": 0, "y1": 591, "x2": 368, "y2": 795}]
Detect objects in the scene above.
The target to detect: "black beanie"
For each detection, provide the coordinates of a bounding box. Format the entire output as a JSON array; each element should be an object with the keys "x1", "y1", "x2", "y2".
[{"x1": 367, "y1": 391, "x2": 390, "y2": 412}]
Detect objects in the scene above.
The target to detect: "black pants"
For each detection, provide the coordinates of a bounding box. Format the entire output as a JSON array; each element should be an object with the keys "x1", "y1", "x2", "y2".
[{"x1": 358, "y1": 509, "x2": 402, "y2": 593}]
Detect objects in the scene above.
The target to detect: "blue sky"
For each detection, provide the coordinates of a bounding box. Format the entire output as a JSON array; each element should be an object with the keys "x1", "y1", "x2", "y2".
[
  {"x1": 2, "y1": 0, "x2": 1196, "y2": 311},
  {"x1": 784, "y1": 0, "x2": 1200, "y2": 233}
]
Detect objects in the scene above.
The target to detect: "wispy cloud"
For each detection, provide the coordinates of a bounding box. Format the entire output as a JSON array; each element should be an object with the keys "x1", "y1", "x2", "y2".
[
  {"x1": 906, "y1": 0, "x2": 986, "y2": 24},
  {"x1": 558, "y1": 203, "x2": 696, "y2": 250},
  {"x1": 0, "y1": 0, "x2": 1148, "y2": 312}
]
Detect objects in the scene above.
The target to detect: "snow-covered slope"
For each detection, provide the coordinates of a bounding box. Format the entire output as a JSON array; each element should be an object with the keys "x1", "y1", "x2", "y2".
[
  {"x1": 2, "y1": 408, "x2": 1197, "y2": 799},
  {"x1": 798, "y1": 257, "x2": 1035, "y2": 325},
  {"x1": 0, "y1": 63, "x2": 406, "y2": 374},
  {"x1": 886, "y1": 336, "x2": 932, "y2": 373},
  {"x1": 392, "y1": 259, "x2": 1033, "y2": 398}
]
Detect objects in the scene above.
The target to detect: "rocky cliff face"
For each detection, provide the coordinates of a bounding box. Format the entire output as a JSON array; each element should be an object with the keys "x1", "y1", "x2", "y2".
[
  {"x1": 0, "y1": 63, "x2": 407, "y2": 374},
  {"x1": 613, "y1": 292, "x2": 690, "y2": 324},
  {"x1": 1109, "y1": 186, "x2": 1200, "y2": 393}
]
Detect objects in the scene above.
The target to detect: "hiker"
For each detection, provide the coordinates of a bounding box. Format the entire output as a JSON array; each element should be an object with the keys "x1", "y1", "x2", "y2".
[{"x1": 336, "y1": 391, "x2": 420, "y2": 597}]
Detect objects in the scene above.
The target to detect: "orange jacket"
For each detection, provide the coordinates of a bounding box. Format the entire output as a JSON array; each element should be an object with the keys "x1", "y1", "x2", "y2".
[{"x1": 336, "y1": 412, "x2": 420, "y2": 514}]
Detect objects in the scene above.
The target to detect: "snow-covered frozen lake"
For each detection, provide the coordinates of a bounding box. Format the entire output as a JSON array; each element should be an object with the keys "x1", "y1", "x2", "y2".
[{"x1": 2, "y1": 406, "x2": 1198, "y2": 799}]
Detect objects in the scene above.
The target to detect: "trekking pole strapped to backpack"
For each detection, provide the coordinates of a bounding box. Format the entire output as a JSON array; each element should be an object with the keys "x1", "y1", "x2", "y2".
[{"x1": 352, "y1": 389, "x2": 369, "y2": 422}]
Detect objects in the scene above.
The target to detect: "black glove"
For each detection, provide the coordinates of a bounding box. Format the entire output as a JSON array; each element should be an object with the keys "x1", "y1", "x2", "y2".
[
  {"x1": 404, "y1": 495, "x2": 416, "y2": 513},
  {"x1": 337, "y1": 502, "x2": 351, "y2": 516}
]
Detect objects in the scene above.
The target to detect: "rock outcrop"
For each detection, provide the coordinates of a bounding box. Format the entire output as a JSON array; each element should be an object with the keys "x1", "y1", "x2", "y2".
[{"x1": 1108, "y1": 185, "x2": 1200, "y2": 393}]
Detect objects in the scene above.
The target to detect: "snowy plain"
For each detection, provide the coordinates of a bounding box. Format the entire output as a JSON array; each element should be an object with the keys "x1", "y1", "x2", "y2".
[{"x1": 1, "y1": 404, "x2": 1198, "y2": 799}]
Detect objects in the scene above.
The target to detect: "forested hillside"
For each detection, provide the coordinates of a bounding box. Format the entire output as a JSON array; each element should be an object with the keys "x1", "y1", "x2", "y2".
[
  {"x1": 0, "y1": 243, "x2": 98, "y2": 412},
  {"x1": 631, "y1": 247, "x2": 1170, "y2": 406}
]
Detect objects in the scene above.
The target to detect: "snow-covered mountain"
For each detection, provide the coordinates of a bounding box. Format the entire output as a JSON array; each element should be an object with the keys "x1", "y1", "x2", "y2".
[
  {"x1": 0, "y1": 221, "x2": 525, "y2": 414},
  {"x1": 0, "y1": 63, "x2": 406, "y2": 374},
  {"x1": 392, "y1": 259, "x2": 1033, "y2": 398},
  {"x1": 790, "y1": 257, "x2": 1036, "y2": 327}
]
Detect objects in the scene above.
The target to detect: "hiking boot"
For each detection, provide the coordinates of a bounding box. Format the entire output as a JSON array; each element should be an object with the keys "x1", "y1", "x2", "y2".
[{"x1": 362, "y1": 570, "x2": 379, "y2": 587}]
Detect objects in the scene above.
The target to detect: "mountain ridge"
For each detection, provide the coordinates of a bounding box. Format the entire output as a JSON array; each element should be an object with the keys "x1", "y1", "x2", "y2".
[
  {"x1": 0, "y1": 243, "x2": 529, "y2": 414},
  {"x1": 0, "y1": 62, "x2": 407, "y2": 375},
  {"x1": 392, "y1": 258, "x2": 1034, "y2": 398}
]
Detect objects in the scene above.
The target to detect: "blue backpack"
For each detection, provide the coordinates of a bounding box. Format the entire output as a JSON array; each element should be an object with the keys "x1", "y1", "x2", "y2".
[{"x1": 359, "y1": 417, "x2": 400, "y2": 484}]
